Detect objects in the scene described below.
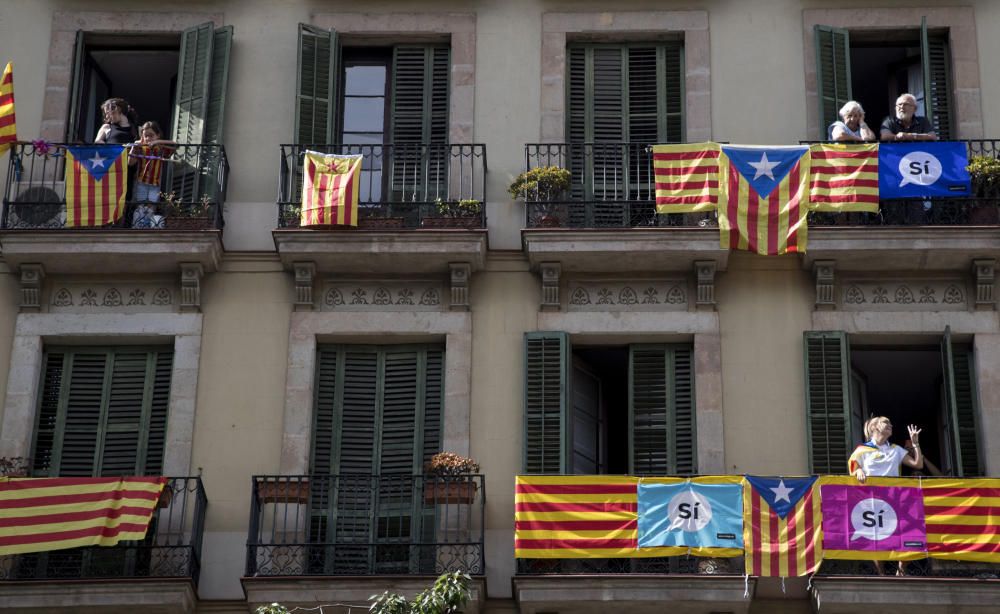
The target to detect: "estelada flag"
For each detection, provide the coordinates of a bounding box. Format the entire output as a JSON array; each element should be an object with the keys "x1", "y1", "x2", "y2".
[
  {"x1": 808, "y1": 143, "x2": 880, "y2": 213},
  {"x1": 301, "y1": 151, "x2": 362, "y2": 226},
  {"x1": 652, "y1": 142, "x2": 720, "y2": 213},
  {"x1": 743, "y1": 476, "x2": 822, "y2": 577},
  {"x1": 64, "y1": 144, "x2": 128, "y2": 227},
  {"x1": 0, "y1": 62, "x2": 16, "y2": 156},
  {"x1": 718, "y1": 145, "x2": 810, "y2": 255},
  {"x1": 0, "y1": 476, "x2": 166, "y2": 555}
]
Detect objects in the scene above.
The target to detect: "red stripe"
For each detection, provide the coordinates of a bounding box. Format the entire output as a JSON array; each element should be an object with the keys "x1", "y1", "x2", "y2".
[
  {"x1": 101, "y1": 156, "x2": 111, "y2": 223},
  {"x1": 925, "y1": 505, "x2": 1000, "y2": 516},
  {"x1": 655, "y1": 179, "x2": 719, "y2": 191},
  {"x1": 0, "y1": 505, "x2": 155, "y2": 529},
  {"x1": 727, "y1": 162, "x2": 741, "y2": 249},
  {"x1": 0, "y1": 108, "x2": 14, "y2": 123},
  {"x1": 927, "y1": 541, "x2": 1000, "y2": 554},
  {"x1": 768, "y1": 498, "x2": 779, "y2": 577},
  {"x1": 655, "y1": 195, "x2": 717, "y2": 205},
  {"x1": 745, "y1": 177, "x2": 759, "y2": 254},
  {"x1": 924, "y1": 487, "x2": 1000, "y2": 498},
  {"x1": 303, "y1": 158, "x2": 316, "y2": 224},
  {"x1": 811, "y1": 164, "x2": 879, "y2": 175},
  {"x1": 811, "y1": 150, "x2": 878, "y2": 160},
  {"x1": 515, "y1": 483, "x2": 636, "y2": 495},
  {"x1": 786, "y1": 495, "x2": 798, "y2": 577},
  {"x1": 809, "y1": 179, "x2": 880, "y2": 189},
  {"x1": 787, "y1": 164, "x2": 801, "y2": 253},
  {"x1": 927, "y1": 524, "x2": 1000, "y2": 535},
  {"x1": 803, "y1": 488, "x2": 816, "y2": 573},
  {"x1": 514, "y1": 538, "x2": 636, "y2": 550},
  {"x1": 1, "y1": 70, "x2": 11, "y2": 85},
  {"x1": 344, "y1": 162, "x2": 355, "y2": 225},
  {"x1": 515, "y1": 501, "x2": 638, "y2": 513},
  {"x1": 0, "y1": 522, "x2": 151, "y2": 547},
  {"x1": 653, "y1": 151, "x2": 720, "y2": 161},
  {"x1": 0, "y1": 489, "x2": 160, "y2": 510},
  {"x1": 515, "y1": 519, "x2": 637, "y2": 531},
  {"x1": 318, "y1": 166, "x2": 329, "y2": 224},
  {"x1": 809, "y1": 194, "x2": 881, "y2": 204},
  {"x1": 654, "y1": 165, "x2": 719, "y2": 177},
  {"x1": 72, "y1": 155, "x2": 83, "y2": 224},
  {"x1": 1, "y1": 477, "x2": 163, "y2": 489},
  {"x1": 767, "y1": 178, "x2": 779, "y2": 255},
  {"x1": 751, "y1": 489, "x2": 762, "y2": 575}
]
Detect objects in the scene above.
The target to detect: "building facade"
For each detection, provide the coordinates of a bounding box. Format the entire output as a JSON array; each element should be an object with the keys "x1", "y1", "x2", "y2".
[{"x1": 0, "y1": 0, "x2": 999, "y2": 612}]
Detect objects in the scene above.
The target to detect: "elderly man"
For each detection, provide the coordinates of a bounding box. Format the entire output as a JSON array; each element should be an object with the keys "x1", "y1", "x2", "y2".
[{"x1": 880, "y1": 93, "x2": 938, "y2": 141}]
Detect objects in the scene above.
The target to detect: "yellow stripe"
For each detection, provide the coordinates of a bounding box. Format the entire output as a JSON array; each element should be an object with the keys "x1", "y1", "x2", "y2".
[
  {"x1": 923, "y1": 496, "x2": 1000, "y2": 506},
  {"x1": 926, "y1": 533, "x2": 1000, "y2": 545},
  {"x1": 516, "y1": 529, "x2": 636, "y2": 540},
  {"x1": 651, "y1": 142, "x2": 719, "y2": 155},
  {"x1": 515, "y1": 547, "x2": 637, "y2": 559},
  {"x1": 823, "y1": 549, "x2": 926, "y2": 561},
  {"x1": 514, "y1": 510, "x2": 636, "y2": 522},
  {"x1": 0, "y1": 479, "x2": 163, "y2": 501},
  {"x1": 925, "y1": 514, "x2": 1000, "y2": 526},
  {"x1": 0, "y1": 531, "x2": 153, "y2": 556},
  {"x1": 4, "y1": 513, "x2": 157, "y2": 537},
  {"x1": 0, "y1": 496, "x2": 161, "y2": 519},
  {"x1": 515, "y1": 492, "x2": 636, "y2": 504},
  {"x1": 517, "y1": 475, "x2": 639, "y2": 485}
]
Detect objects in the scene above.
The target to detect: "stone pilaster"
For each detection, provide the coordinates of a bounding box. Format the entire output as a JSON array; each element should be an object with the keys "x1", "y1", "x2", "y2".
[
  {"x1": 179, "y1": 263, "x2": 203, "y2": 312},
  {"x1": 450, "y1": 262, "x2": 471, "y2": 311},
  {"x1": 973, "y1": 258, "x2": 996, "y2": 310},
  {"x1": 694, "y1": 261, "x2": 716, "y2": 310},
  {"x1": 293, "y1": 262, "x2": 316, "y2": 311},
  {"x1": 540, "y1": 262, "x2": 561, "y2": 311},
  {"x1": 19, "y1": 264, "x2": 44, "y2": 313},
  {"x1": 814, "y1": 260, "x2": 836, "y2": 310}
]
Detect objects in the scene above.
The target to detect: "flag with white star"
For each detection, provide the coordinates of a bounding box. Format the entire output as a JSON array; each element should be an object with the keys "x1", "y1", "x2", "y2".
[
  {"x1": 743, "y1": 475, "x2": 822, "y2": 577},
  {"x1": 63, "y1": 144, "x2": 127, "y2": 227},
  {"x1": 300, "y1": 151, "x2": 362, "y2": 227}
]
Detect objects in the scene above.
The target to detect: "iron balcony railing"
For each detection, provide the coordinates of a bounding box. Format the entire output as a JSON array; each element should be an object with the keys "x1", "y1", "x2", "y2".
[
  {"x1": 0, "y1": 477, "x2": 207, "y2": 583},
  {"x1": 1, "y1": 142, "x2": 228, "y2": 230},
  {"x1": 523, "y1": 140, "x2": 1000, "y2": 229},
  {"x1": 277, "y1": 143, "x2": 487, "y2": 229},
  {"x1": 247, "y1": 474, "x2": 485, "y2": 577}
]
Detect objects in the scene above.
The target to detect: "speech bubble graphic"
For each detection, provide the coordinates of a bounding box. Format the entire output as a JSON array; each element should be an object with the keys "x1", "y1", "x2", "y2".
[
  {"x1": 898, "y1": 151, "x2": 943, "y2": 187},
  {"x1": 850, "y1": 497, "x2": 898, "y2": 541},
  {"x1": 667, "y1": 489, "x2": 713, "y2": 532}
]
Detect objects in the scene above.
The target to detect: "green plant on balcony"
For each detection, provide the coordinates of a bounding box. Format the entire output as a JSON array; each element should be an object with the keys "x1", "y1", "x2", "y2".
[
  {"x1": 435, "y1": 198, "x2": 482, "y2": 218},
  {"x1": 507, "y1": 166, "x2": 571, "y2": 201},
  {"x1": 424, "y1": 452, "x2": 480, "y2": 504},
  {"x1": 967, "y1": 155, "x2": 1000, "y2": 197},
  {"x1": 0, "y1": 456, "x2": 30, "y2": 477},
  {"x1": 425, "y1": 451, "x2": 480, "y2": 476}
]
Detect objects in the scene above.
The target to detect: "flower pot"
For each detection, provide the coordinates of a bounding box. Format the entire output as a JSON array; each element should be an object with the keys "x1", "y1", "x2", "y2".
[
  {"x1": 360, "y1": 216, "x2": 406, "y2": 229},
  {"x1": 420, "y1": 216, "x2": 482, "y2": 229},
  {"x1": 165, "y1": 216, "x2": 214, "y2": 230},
  {"x1": 423, "y1": 480, "x2": 477, "y2": 504},
  {"x1": 257, "y1": 479, "x2": 310, "y2": 504}
]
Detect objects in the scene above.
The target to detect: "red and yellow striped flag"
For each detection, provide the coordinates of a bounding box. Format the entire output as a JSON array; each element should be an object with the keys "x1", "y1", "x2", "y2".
[
  {"x1": 924, "y1": 478, "x2": 1000, "y2": 562},
  {"x1": 744, "y1": 476, "x2": 822, "y2": 577},
  {"x1": 64, "y1": 144, "x2": 128, "y2": 227},
  {"x1": 808, "y1": 143, "x2": 880, "y2": 213},
  {"x1": 0, "y1": 62, "x2": 16, "y2": 156},
  {"x1": 0, "y1": 477, "x2": 166, "y2": 555},
  {"x1": 301, "y1": 151, "x2": 362, "y2": 226},
  {"x1": 515, "y1": 475, "x2": 639, "y2": 558},
  {"x1": 652, "y1": 143, "x2": 720, "y2": 213}
]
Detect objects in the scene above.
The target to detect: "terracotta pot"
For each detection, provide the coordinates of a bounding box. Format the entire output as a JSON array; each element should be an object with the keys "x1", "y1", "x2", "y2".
[
  {"x1": 420, "y1": 216, "x2": 482, "y2": 229},
  {"x1": 165, "y1": 216, "x2": 213, "y2": 230},
  {"x1": 423, "y1": 480, "x2": 477, "y2": 504},
  {"x1": 257, "y1": 480, "x2": 310, "y2": 504}
]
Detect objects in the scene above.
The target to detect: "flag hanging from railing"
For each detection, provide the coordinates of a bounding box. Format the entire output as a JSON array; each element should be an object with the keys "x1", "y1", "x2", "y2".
[
  {"x1": 301, "y1": 151, "x2": 362, "y2": 226},
  {"x1": 820, "y1": 477, "x2": 927, "y2": 561},
  {"x1": 64, "y1": 144, "x2": 128, "y2": 227},
  {"x1": 878, "y1": 142, "x2": 971, "y2": 199},
  {"x1": 808, "y1": 143, "x2": 880, "y2": 213},
  {"x1": 0, "y1": 477, "x2": 166, "y2": 555},
  {"x1": 652, "y1": 143, "x2": 720, "y2": 213},
  {"x1": 637, "y1": 476, "x2": 744, "y2": 557},
  {"x1": 0, "y1": 62, "x2": 16, "y2": 156},
  {"x1": 923, "y1": 479, "x2": 1000, "y2": 561},
  {"x1": 743, "y1": 476, "x2": 822, "y2": 577}
]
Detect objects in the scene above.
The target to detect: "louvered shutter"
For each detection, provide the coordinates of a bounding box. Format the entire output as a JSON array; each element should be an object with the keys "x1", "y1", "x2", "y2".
[
  {"x1": 66, "y1": 31, "x2": 87, "y2": 141},
  {"x1": 922, "y1": 30, "x2": 953, "y2": 140},
  {"x1": 951, "y1": 347, "x2": 983, "y2": 476},
  {"x1": 295, "y1": 24, "x2": 338, "y2": 145},
  {"x1": 203, "y1": 26, "x2": 232, "y2": 144},
  {"x1": 523, "y1": 332, "x2": 569, "y2": 474},
  {"x1": 804, "y1": 332, "x2": 852, "y2": 474},
  {"x1": 814, "y1": 25, "x2": 852, "y2": 140},
  {"x1": 171, "y1": 23, "x2": 215, "y2": 203},
  {"x1": 629, "y1": 345, "x2": 696, "y2": 475}
]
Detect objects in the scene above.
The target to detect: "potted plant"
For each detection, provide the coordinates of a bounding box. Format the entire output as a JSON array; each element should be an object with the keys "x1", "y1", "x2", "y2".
[
  {"x1": 256, "y1": 477, "x2": 310, "y2": 504},
  {"x1": 423, "y1": 452, "x2": 480, "y2": 504},
  {"x1": 0, "y1": 456, "x2": 30, "y2": 477},
  {"x1": 966, "y1": 155, "x2": 1000, "y2": 223},
  {"x1": 359, "y1": 206, "x2": 407, "y2": 229},
  {"x1": 162, "y1": 192, "x2": 217, "y2": 230},
  {"x1": 508, "y1": 166, "x2": 571, "y2": 226},
  {"x1": 421, "y1": 198, "x2": 483, "y2": 228}
]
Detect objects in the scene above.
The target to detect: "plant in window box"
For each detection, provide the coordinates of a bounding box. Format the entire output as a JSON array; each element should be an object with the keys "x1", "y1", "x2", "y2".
[
  {"x1": 421, "y1": 199, "x2": 483, "y2": 229},
  {"x1": 423, "y1": 452, "x2": 480, "y2": 504},
  {"x1": 507, "y1": 166, "x2": 571, "y2": 227},
  {"x1": 281, "y1": 204, "x2": 302, "y2": 228},
  {"x1": 256, "y1": 477, "x2": 310, "y2": 504},
  {"x1": 0, "y1": 456, "x2": 30, "y2": 477},
  {"x1": 162, "y1": 193, "x2": 217, "y2": 230},
  {"x1": 966, "y1": 155, "x2": 1000, "y2": 223}
]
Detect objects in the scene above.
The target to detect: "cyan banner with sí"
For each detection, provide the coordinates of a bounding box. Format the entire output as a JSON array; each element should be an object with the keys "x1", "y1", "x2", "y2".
[{"x1": 878, "y1": 142, "x2": 971, "y2": 198}]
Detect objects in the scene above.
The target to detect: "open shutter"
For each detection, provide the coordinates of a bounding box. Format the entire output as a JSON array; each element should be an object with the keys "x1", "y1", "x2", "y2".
[
  {"x1": 941, "y1": 328, "x2": 982, "y2": 476},
  {"x1": 66, "y1": 31, "x2": 87, "y2": 141},
  {"x1": 203, "y1": 26, "x2": 232, "y2": 144},
  {"x1": 523, "y1": 332, "x2": 569, "y2": 474},
  {"x1": 172, "y1": 23, "x2": 214, "y2": 144},
  {"x1": 295, "y1": 24, "x2": 338, "y2": 145},
  {"x1": 920, "y1": 19, "x2": 953, "y2": 140},
  {"x1": 629, "y1": 345, "x2": 696, "y2": 475},
  {"x1": 814, "y1": 25, "x2": 852, "y2": 140},
  {"x1": 804, "y1": 331, "x2": 852, "y2": 474}
]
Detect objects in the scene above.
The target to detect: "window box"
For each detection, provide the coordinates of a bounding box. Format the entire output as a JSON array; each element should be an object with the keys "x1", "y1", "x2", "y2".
[
  {"x1": 257, "y1": 479, "x2": 310, "y2": 504},
  {"x1": 164, "y1": 216, "x2": 215, "y2": 230},
  {"x1": 423, "y1": 480, "x2": 477, "y2": 504},
  {"x1": 420, "y1": 216, "x2": 481, "y2": 229},
  {"x1": 360, "y1": 216, "x2": 406, "y2": 229}
]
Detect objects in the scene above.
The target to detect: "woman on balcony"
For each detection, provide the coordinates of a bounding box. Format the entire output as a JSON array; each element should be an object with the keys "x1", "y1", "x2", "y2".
[
  {"x1": 94, "y1": 98, "x2": 138, "y2": 144},
  {"x1": 849, "y1": 416, "x2": 923, "y2": 482},
  {"x1": 829, "y1": 100, "x2": 877, "y2": 142}
]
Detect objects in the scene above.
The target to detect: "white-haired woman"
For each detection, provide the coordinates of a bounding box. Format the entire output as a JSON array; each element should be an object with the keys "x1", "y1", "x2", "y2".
[{"x1": 828, "y1": 101, "x2": 876, "y2": 142}]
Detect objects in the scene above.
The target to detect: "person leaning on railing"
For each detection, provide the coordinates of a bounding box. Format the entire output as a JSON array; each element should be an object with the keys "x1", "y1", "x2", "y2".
[
  {"x1": 849, "y1": 416, "x2": 924, "y2": 483},
  {"x1": 829, "y1": 100, "x2": 876, "y2": 142},
  {"x1": 880, "y1": 93, "x2": 938, "y2": 142}
]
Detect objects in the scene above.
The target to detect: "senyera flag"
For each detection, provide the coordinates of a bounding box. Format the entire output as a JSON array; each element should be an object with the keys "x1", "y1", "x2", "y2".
[
  {"x1": 64, "y1": 144, "x2": 128, "y2": 227},
  {"x1": 652, "y1": 142, "x2": 720, "y2": 213},
  {"x1": 300, "y1": 151, "x2": 362, "y2": 227},
  {"x1": 0, "y1": 62, "x2": 15, "y2": 156},
  {"x1": 808, "y1": 143, "x2": 880, "y2": 213},
  {"x1": 0, "y1": 476, "x2": 166, "y2": 555},
  {"x1": 923, "y1": 478, "x2": 1000, "y2": 561}
]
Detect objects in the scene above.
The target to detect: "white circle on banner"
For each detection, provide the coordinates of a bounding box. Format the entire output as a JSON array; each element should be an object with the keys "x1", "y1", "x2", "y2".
[
  {"x1": 850, "y1": 497, "x2": 898, "y2": 541},
  {"x1": 898, "y1": 151, "x2": 942, "y2": 187},
  {"x1": 667, "y1": 489, "x2": 713, "y2": 532}
]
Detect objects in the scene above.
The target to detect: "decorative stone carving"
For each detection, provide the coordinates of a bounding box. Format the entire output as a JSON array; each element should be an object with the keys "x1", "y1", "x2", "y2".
[
  {"x1": 973, "y1": 259, "x2": 996, "y2": 310},
  {"x1": 840, "y1": 280, "x2": 967, "y2": 311},
  {"x1": 540, "y1": 262, "x2": 561, "y2": 311},
  {"x1": 19, "y1": 264, "x2": 44, "y2": 312},
  {"x1": 321, "y1": 281, "x2": 445, "y2": 312},
  {"x1": 567, "y1": 280, "x2": 687, "y2": 312},
  {"x1": 694, "y1": 260, "x2": 716, "y2": 310},
  {"x1": 293, "y1": 262, "x2": 316, "y2": 310},
  {"x1": 813, "y1": 260, "x2": 835, "y2": 310},
  {"x1": 179, "y1": 263, "x2": 203, "y2": 312},
  {"x1": 49, "y1": 284, "x2": 175, "y2": 313},
  {"x1": 450, "y1": 262, "x2": 471, "y2": 311}
]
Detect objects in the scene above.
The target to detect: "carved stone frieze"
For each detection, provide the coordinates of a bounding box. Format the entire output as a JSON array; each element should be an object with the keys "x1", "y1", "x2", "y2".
[
  {"x1": 321, "y1": 280, "x2": 445, "y2": 312},
  {"x1": 49, "y1": 283, "x2": 177, "y2": 313},
  {"x1": 567, "y1": 279, "x2": 687, "y2": 312},
  {"x1": 840, "y1": 279, "x2": 967, "y2": 311}
]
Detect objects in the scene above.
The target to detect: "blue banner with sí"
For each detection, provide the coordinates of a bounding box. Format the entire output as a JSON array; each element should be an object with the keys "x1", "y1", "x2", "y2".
[{"x1": 878, "y1": 142, "x2": 971, "y2": 199}]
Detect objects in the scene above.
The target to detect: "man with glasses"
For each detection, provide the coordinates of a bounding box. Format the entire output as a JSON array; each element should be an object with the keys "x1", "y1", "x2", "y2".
[{"x1": 880, "y1": 93, "x2": 938, "y2": 141}]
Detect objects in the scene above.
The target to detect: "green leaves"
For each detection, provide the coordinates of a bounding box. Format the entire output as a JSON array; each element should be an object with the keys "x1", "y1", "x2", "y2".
[{"x1": 369, "y1": 571, "x2": 472, "y2": 614}]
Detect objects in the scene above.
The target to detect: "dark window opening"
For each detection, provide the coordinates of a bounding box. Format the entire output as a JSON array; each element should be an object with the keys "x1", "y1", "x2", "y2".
[
  {"x1": 571, "y1": 347, "x2": 629, "y2": 475},
  {"x1": 849, "y1": 37, "x2": 927, "y2": 135}
]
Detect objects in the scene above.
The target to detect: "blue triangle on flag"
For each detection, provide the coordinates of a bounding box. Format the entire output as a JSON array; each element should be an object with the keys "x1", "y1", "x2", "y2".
[
  {"x1": 745, "y1": 475, "x2": 817, "y2": 519},
  {"x1": 721, "y1": 145, "x2": 808, "y2": 198},
  {"x1": 65, "y1": 145, "x2": 126, "y2": 183}
]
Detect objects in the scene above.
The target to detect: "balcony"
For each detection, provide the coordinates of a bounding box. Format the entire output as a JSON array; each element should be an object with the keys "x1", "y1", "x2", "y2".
[
  {"x1": 0, "y1": 143, "x2": 227, "y2": 275},
  {"x1": 242, "y1": 474, "x2": 486, "y2": 612},
  {"x1": 0, "y1": 477, "x2": 207, "y2": 613},
  {"x1": 273, "y1": 144, "x2": 488, "y2": 276}
]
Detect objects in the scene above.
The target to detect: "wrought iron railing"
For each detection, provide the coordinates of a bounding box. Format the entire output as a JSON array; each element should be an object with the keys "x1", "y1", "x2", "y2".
[
  {"x1": 517, "y1": 556, "x2": 745, "y2": 575},
  {"x1": 0, "y1": 477, "x2": 207, "y2": 583},
  {"x1": 523, "y1": 140, "x2": 1000, "y2": 229},
  {"x1": 1, "y1": 142, "x2": 228, "y2": 230},
  {"x1": 816, "y1": 559, "x2": 1000, "y2": 579},
  {"x1": 277, "y1": 144, "x2": 487, "y2": 229},
  {"x1": 247, "y1": 474, "x2": 485, "y2": 577}
]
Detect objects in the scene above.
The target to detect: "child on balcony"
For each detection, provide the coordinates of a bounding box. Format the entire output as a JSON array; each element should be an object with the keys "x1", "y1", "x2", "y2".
[{"x1": 130, "y1": 121, "x2": 176, "y2": 228}]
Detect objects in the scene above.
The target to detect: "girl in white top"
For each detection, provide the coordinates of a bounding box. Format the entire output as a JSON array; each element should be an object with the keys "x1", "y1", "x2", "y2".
[{"x1": 849, "y1": 416, "x2": 923, "y2": 482}]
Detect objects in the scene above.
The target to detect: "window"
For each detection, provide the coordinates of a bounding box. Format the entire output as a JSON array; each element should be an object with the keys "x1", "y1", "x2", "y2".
[
  {"x1": 804, "y1": 330, "x2": 982, "y2": 476},
  {"x1": 308, "y1": 344, "x2": 443, "y2": 574},
  {"x1": 815, "y1": 19, "x2": 952, "y2": 139},
  {"x1": 31, "y1": 346, "x2": 174, "y2": 477},
  {"x1": 523, "y1": 332, "x2": 695, "y2": 475}
]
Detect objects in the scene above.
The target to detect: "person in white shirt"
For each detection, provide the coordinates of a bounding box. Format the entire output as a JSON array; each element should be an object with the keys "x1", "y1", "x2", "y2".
[{"x1": 849, "y1": 416, "x2": 923, "y2": 483}]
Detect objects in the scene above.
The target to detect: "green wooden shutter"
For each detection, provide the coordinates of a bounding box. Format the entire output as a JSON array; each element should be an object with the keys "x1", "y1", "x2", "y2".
[
  {"x1": 921, "y1": 21, "x2": 953, "y2": 140},
  {"x1": 172, "y1": 22, "x2": 215, "y2": 144},
  {"x1": 523, "y1": 332, "x2": 569, "y2": 474},
  {"x1": 31, "y1": 347, "x2": 173, "y2": 478},
  {"x1": 814, "y1": 25, "x2": 852, "y2": 140},
  {"x1": 804, "y1": 331, "x2": 852, "y2": 474},
  {"x1": 628, "y1": 345, "x2": 696, "y2": 475},
  {"x1": 951, "y1": 346, "x2": 983, "y2": 477},
  {"x1": 66, "y1": 30, "x2": 87, "y2": 141},
  {"x1": 295, "y1": 24, "x2": 338, "y2": 145},
  {"x1": 203, "y1": 26, "x2": 233, "y2": 145}
]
